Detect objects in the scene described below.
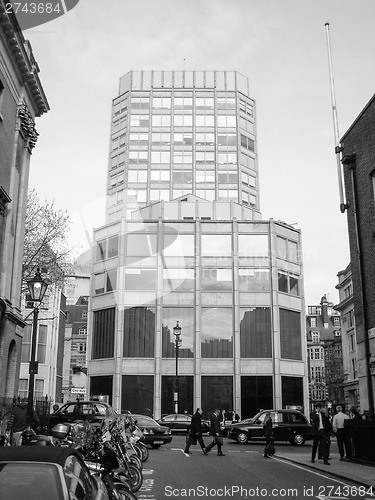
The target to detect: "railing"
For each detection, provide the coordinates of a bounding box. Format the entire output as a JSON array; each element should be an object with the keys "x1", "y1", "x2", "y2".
[
  {"x1": 345, "y1": 419, "x2": 375, "y2": 463},
  {"x1": 0, "y1": 396, "x2": 52, "y2": 436}
]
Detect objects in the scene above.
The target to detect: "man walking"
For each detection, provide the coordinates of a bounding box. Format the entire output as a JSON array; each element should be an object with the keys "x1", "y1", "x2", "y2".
[
  {"x1": 311, "y1": 404, "x2": 331, "y2": 465},
  {"x1": 9, "y1": 399, "x2": 39, "y2": 445},
  {"x1": 184, "y1": 408, "x2": 207, "y2": 455},
  {"x1": 332, "y1": 405, "x2": 349, "y2": 461},
  {"x1": 205, "y1": 408, "x2": 225, "y2": 456}
]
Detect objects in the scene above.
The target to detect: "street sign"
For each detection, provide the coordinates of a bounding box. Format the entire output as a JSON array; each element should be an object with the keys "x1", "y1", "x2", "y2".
[{"x1": 71, "y1": 387, "x2": 87, "y2": 394}]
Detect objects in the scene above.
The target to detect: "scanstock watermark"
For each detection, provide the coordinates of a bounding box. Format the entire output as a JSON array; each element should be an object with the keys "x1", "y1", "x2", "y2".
[{"x1": 3, "y1": 0, "x2": 80, "y2": 31}]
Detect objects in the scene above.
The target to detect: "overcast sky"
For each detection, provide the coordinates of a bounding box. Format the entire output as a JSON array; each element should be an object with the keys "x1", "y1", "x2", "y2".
[{"x1": 25, "y1": 0, "x2": 375, "y2": 307}]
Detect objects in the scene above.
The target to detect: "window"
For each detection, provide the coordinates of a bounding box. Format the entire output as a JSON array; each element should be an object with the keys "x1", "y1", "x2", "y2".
[
  {"x1": 196, "y1": 170, "x2": 215, "y2": 183},
  {"x1": 280, "y1": 309, "x2": 302, "y2": 360},
  {"x1": 78, "y1": 328, "x2": 87, "y2": 335},
  {"x1": 130, "y1": 114, "x2": 150, "y2": 128},
  {"x1": 94, "y1": 269, "x2": 117, "y2": 294},
  {"x1": 241, "y1": 170, "x2": 256, "y2": 187},
  {"x1": 201, "y1": 234, "x2": 231, "y2": 257},
  {"x1": 241, "y1": 134, "x2": 255, "y2": 152},
  {"x1": 174, "y1": 114, "x2": 193, "y2": 127},
  {"x1": 19, "y1": 378, "x2": 28, "y2": 399},
  {"x1": 151, "y1": 150, "x2": 170, "y2": 163},
  {"x1": 152, "y1": 96, "x2": 171, "y2": 109},
  {"x1": 37, "y1": 325, "x2": 47, "y2": 364},
  {"x1": 92, "y1": 308, "x2": 115, "y2": 359},
  {"x1": 278, "y1": 271, "x2": 299, "y2": 296},
  {"x1": 347, "y1": 309, "x2": 355, "y2": 328},
  {"x1": 163, "y1": 268, "x2": 195, "y2": 292},
  {"x1": 196, "y1": 151, "x2": 215, "y2": 164},
  {"x1": 82, "y1": 311, "x2": 88, "y2": 319},
  {"x1": 240, "y1": 307, "x2": 272, "y2": 358},
  {"x1": 276, "y1": 236, "x2": 299, "y2": 263},
  {"x1": 78, "y1": 343, "x2": 86, "y2": 353},
  {"x1": 311, "y1": 331, "x2": 320, "y2": 343},
  {"x1": 195, "y1": 115, "x2": 214, "y2": 127},
  {"x1": 238, "y1": 234, "x2": 268, "y2": 257},
  {"x1": 217, "y1": 115, "x2": 236, "y2": 128},
  {"x1": 123, "y1": 307, "x2": 155, "y2": 357},
  {"x1": 201, "y1": 269, "x2": 232, "y2": 290},
  {"x1": 239, "y1": 269, "x2": 270, "y2": 292},
  {"x1": 239, "y1": 98, "x2": 253, "y2": 116},
  {"x1": 162, "y1": 234, "x2": 195, "y2": 257},
  {"x1": 161, "y1": 307, "x2": 194, "y2": 358},
  {"x1": 310, "y1": 317, "x2": 317, "y2": 328},
  {"x1": 125, "y1": 268, "x2": 156, "y2": 290},
  {"x1": 333, "y1": 316, "x2": 340, "y2": 327},
  {"x1": 201, "y1": 308, "x2": 233, "y2": 358},
  {"x1": 35, "y1": 379, "x2": 44, "y2": 399}
]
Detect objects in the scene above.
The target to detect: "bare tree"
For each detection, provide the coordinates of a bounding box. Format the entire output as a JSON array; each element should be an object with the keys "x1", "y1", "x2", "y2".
[{"x1": 23, "y1": 189, "x2": 73, "y2": 287}]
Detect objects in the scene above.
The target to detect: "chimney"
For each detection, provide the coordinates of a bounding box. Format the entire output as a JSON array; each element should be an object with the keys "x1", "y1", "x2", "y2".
[{"x1": 320, "y1": 295, "x2": 329, "y2": 328}]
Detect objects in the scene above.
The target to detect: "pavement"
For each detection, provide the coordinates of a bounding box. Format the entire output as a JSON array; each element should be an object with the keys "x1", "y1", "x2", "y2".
[{"x1": 276, "y1": 446, "x2": 375, "y2": 489}]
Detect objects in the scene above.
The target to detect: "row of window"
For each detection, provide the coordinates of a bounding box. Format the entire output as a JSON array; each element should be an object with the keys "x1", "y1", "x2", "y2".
[
  {"x1": 91, "y1": 306, "x2": 301, "y2": 360},
  {"x1": 96, "y1": 233, "x2": 298, "y2": 261},
  {"x1": 94, "y1": 267, "x2": 299, "y2": 296}
]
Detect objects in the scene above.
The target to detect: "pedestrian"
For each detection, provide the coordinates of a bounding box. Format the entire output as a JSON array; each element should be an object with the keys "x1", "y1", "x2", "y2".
[
  {"x1": 311, "y1": 404, "x2": 331, "y2": 465},
  {"x1": 332, "y1": 405, "x2": 349, "y2": 461},
  {"x1": 184, "y1": 408, "x2": 207, "y2": 455},
  {"x1": 8, "y1": 399, "x2": 40, "y2": 445},
  {"x1": 263, "y1": 411, "x2": 274, "y2": 457},
  {"x1": 205, "y1": 408, "x2": 225, "y2": 456},
  {"x1": 350, "y1": 406, "x2": 363, "y2": 424},
  {"x1": 231, "y1": 410, "x2": 240, "y2": 423}
]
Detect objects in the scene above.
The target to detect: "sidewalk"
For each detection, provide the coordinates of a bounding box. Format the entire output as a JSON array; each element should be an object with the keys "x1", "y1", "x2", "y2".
[{"x1": 277, "y1": 448, "x2": 375, "y2": 489}]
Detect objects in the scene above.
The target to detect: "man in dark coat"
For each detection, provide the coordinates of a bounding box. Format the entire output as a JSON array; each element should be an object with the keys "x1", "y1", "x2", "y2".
[
  {"x1": 311, "y1": 404, "x2": 332, "y2": 465},
  {"x1": 9, "y1": 400, "x2": 40, "y2": 445},
  {"x1": 184, "y1": 408, "x2": 207, "y2": 455},
  {"x1": 205, "y1": 408, "x2": 225, "y2": 456},
  {"x1": 263, "y1": 411, "x2": 274, "y2": 457}
]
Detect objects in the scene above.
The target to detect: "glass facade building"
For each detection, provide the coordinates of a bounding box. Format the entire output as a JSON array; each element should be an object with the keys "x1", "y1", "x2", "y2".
[{"x1": 88, "y1": 71, "x2": 308, "y2": 419}]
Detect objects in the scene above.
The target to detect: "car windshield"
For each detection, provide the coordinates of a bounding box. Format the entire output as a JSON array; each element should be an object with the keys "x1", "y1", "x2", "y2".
[
  {"x1": 0, "y1": 463, "x2": 63, "y2": 500},
  {"x1": 135, "y1": 416, "x2": 159, "y2": 426}
]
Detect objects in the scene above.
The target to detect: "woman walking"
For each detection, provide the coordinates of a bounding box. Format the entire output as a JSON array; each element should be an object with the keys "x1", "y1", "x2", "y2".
[{"x1": 263, "y1": 411, "x2": 274, "y2": 458}]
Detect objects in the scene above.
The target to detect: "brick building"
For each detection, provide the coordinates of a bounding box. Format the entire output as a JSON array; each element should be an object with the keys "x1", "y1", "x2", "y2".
[
  {"x1": 0, "y1": 2, "x2": 49, "y2": 398},
  {"x1": 340, "y1": 93, "x2": 375, "y2": 414}
]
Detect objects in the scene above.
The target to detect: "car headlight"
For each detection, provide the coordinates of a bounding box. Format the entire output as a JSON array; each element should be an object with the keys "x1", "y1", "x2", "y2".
[
  {"x1": 164, "y1": 430, "x2": 171, "y2": 435},
  {"x1": 143, "y1": 429, "x2": 154, "y2": 435}
]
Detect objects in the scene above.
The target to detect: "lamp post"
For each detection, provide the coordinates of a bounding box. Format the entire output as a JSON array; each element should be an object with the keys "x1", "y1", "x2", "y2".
[
  {"x1": 173, "y1": 321, "x2": 182, "y2": 414},
  {"x1": 26, "y1": 267, "x2": 48, "y2": 427}
]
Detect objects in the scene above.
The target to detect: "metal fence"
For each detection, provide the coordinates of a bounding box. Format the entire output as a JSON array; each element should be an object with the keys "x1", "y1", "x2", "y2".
[{"x1": 0, "y1": 396, "x2": 52, "y2": 436}]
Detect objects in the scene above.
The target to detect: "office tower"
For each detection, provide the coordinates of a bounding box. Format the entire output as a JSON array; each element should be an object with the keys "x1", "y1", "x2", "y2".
[{"x1": 88, "y1": 71, "x2": 308, "y2": 419}]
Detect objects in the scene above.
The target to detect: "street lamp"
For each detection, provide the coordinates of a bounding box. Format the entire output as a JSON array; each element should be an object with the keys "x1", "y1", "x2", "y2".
[
  {"x1": 26, "y1": 267, "x2": 48, "y2": 428},
  {"x1": 173, "y1": 321, "x2": 182, "y2": 414}
]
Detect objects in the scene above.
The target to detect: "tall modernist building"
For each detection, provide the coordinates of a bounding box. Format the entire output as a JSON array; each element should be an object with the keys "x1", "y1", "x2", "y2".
[{"x1": 88, "y1": 71, "x2": 308, "y2": 419}]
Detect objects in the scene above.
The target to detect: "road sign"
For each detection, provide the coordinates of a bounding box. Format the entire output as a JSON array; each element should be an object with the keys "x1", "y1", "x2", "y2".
[{"x1": 71, "y1": 387, "x2": 87, "y2": 394}]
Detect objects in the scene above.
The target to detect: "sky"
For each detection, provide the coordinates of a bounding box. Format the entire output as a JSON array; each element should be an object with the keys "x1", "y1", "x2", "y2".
[{"x1": 24, "y1": 0, "x2": 375, "y2": 308}]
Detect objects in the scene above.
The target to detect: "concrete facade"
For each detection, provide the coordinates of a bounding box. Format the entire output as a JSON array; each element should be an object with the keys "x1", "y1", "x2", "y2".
[{"x1": 87, "y1": 71, "x2": 308, "y2": 420}]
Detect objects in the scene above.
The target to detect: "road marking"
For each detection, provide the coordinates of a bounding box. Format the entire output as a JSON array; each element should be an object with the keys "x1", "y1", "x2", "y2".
[
  {"x1": 142, "y1": 469, "x2": 154, "y2": 475},
  {"x1": 272, "y1": 457, "x2": 351, "y2": 485}
]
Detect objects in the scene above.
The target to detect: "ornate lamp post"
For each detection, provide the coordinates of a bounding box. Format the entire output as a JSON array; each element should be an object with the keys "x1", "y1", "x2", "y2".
[
  {"x1": 173, "y1": 321, "x2": 182, "y2": 414},
  {"x1": 26, "y1": 267, "x2": 48, "y2": 427}
]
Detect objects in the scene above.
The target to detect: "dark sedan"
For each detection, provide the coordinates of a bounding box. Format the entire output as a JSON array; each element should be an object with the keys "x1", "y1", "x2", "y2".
[
  {"x1": 0, "y1": 446, "x2": 109, "y2": 499},
  {"x1": 158, "y1": 413, "x2": 210, "y2": 433},
  {"x1": 49, "y1": 401, "x2": 116, "y2": 430},
  {"x1": 132, "y1": 414, "x2": 172, "y2": 448},
  {"x1": 227, "y1": 409, "x2": 312, "y2": 446}
]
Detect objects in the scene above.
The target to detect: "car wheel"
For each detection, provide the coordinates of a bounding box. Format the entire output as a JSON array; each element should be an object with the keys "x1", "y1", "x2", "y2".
[
  {"x1": 151, "y1": 444, "x2": 161, "y2": 449},
  {"x1": 236, "y1": 432, "x2": 248, "y2": 444},
  {"x1": 291, "y1": 433, "x2": 305, "y2": 446}
]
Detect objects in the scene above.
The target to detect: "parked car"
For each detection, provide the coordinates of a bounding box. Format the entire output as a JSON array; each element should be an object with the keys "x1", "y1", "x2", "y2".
[
  {"x1": 0, "y1": 446, "x2": 109, "y2": 499},
  {"x1": 132, "y1": 414, "x2": 172, "y2": 448},
  {"x1": 157, "y1": 413, "x2": 210, "y2": 433},
  {"x1": 227, "y1": 409, "x2": 312, "y2": 446},
  {"x1": 49, "y1": 401, "x2": 116, "y2": 430}
]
